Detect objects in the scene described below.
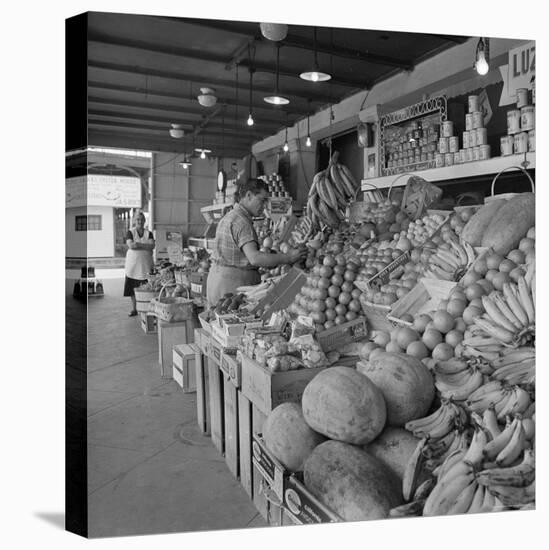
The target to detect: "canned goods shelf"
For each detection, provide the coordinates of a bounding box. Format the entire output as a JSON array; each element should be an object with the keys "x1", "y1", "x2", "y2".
[{"x1": 361, "y1": 152, "x2": 535, "y2": 191}]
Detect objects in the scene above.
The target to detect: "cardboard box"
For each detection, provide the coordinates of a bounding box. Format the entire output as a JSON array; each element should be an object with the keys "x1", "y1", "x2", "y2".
[
  {"x1": 283, "y1": 475, "x2": 341, "y2": 524},
  {"x1": 190, "y1": 271, "x2": 208, "y2": 298},
  {"x1": 211, "y1": 323, "x2": 241, "y2": 351},
  {"x1": 387, "y1": 277, "x2": 457, "y2": 327},
  {"x1": 316, "y1": 317, "x2": 369, "y2": 353},
  {"x1": 158, "y1": 319, "x2": 195, "y2": 378},
  {"x1": 140, "y1": 312, "x2": 157, "y2": 334},
  {"x1": 241, "y1": 354, "x2": 325, "y2": 416},
  {"x1": 172, "y1": 343, "x2": 198, "y2": 393},
  {"x1": 220, "y1": 352, "x2": 238, "y2": 381},
  {"x1": 252, "y1": 434, "x2": 287, "y2": 502}
]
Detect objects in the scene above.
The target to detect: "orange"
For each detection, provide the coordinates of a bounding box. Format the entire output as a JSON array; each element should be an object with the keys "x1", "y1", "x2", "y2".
[
  {"x1": 373, "y1": 331, "x2": 391, "y2": 347},
  {"x1": 433, "y1": 310, "x2": 455, "y2": 333},
  {"x1": 386, "y1": 341, "x2": 402, "y2": 353},
  {"x1": 519, "y1": 238, "x2": 535, "y2": 252},
  {"x1": 462, "y1": 271, "x2": 481, "y2": 287},
  {"x1": 462, "y1": 306, "x2": 483, "y2": 325},
  {"x1": 465, "y1": 283, "x2": 485, "y2": 301},
  {"x1": 401, "y1": 313, "x2": 414, "y2": 323},
  {"x1": 323, "y1": 254, "x2": 336, "y2": 267},
  {"x1": 486, "y1": 253, "x2": 504, "y2": 271},
  {"x1": 499, "y1": 259, "x2": 517, "y2": 273},
  {"x1": 413, "y1": 314, "x2": 432, "y2": 333},
  {"x1": 445, "y1": 330, "x2": 464, "y2": 347},
  {"x1": 406, "y1": 340, "x2": 429, "y2": 360},
  {"x1": 477, "y1": 279, "x2": 495, "y2": 294},
  {"x1": 473, "y1": 257, "x2": 488, "y2": 276},
  {"x1": 422, "y1": 328, "x2": 444, "y2": 350},
  {"x1": 432, "y1": 342, "x2": 455, "y2": 361},
  {"x1": 382, "y1": 293, "x2": 398, "y2": 306},
  {"x1": 397, "y1": 327, "x2": 419, "y2": 349},
  {"x1": 454, "y1": 317, "x2": 467, "y2": 332},
  {"x1": 447, "y1": 299, "x2": 467, "y2": 317},
  {"x1": 492, "y1": 272, "x2": 511, "y2": 291}
]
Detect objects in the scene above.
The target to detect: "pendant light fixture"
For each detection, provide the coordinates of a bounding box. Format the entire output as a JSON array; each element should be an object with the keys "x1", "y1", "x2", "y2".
[
  {"x1": 247, "y1": 67, "x2": 255, "y2": 126},
  {"x1": 283, "y1": 126, "x2": 289, "y2": 153},
  {"x1": 194, "y1": 134, "x2": 211, "y2": 159},
  {"x1": 474, "y1": 37, "x2": 490, "y2": 75},
  {"x1": 300, "y1": 27, "x2": 331, "y2": 82},
  {"x1": 179, "y1": 138, "x2": 192, "y2": 169},
  {"x1": 264, "y1": 44, "x2": 290, "y2": 105},
  {"x1": 305, "y1": 99, "x2": 312, "y2": 147}
]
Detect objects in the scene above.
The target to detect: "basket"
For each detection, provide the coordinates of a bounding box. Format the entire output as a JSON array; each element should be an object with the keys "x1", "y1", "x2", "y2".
[
  {"x1": 485, "y1": 165, "x2": 535, "y2": 203},
  {"x1": 150, "y1": 283, "x2": 194, "y2": 323},
  {"x1": 388, "y1": 174, "x2": 443, "y2": 220},
  {"x1": 134, "y1": 289, "x2": 159, "y2": 313},
  {"x1": 198, "y1": 310, "x2": 212, "y2": 334},
  {"x1": 174, "y1": 269, "x2": 190, "y2": 286},
  {"x1": 361, "y1": 183, "x2": 385, "y2": 204},
  {"x1": 358, "y1": 296, "x2": 394, "y2": 333}
]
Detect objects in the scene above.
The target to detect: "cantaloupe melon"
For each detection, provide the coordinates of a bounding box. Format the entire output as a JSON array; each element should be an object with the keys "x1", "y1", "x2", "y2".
[
  {"x1": 263, "y1": 403, "x2": 326, "y2": 472},
  {"x1": 301, "y1": 366, "x2": 386, "y2": 445},
  {"x1": 481, "y1": 193, "x2": 536, "y2": 255},
  {"x1": 357, "y1": 352, "x2": 435, "y2": 427},
  {"x1": 363, "y1": 427, "x2": 420, "y2": 480},
  {"x1": 304, "y1": 440, "x2": 403, "y2": 521},
  {"x1": 460, "y1": 199, "x2": 507, "y2": 246}
]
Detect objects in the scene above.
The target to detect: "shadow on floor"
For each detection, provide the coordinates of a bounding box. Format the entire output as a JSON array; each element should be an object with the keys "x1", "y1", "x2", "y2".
[{"x1": 34, "y1": 512, "x2": 65, "y2": 530}]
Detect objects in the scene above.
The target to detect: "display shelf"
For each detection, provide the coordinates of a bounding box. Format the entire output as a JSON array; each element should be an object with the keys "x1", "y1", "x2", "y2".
[
  {"x1": 188, "y1": 237, "x2": 214, "y2": 252},
  {"x1": 361, "y1": 153, "x2": 535, "y2": 191}
]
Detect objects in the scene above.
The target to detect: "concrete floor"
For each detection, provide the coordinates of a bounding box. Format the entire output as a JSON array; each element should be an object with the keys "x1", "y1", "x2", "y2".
[{"x1": 78, "y1": 276, "x2": 267, "y2": 538}]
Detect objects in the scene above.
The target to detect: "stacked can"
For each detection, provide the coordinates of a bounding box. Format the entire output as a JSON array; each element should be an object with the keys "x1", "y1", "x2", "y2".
[
  {"x1": 386, "y1": 120, "x2": 439, "y2": 171},
  {"x1": 263, "y1": 174, "x2": 291, "y2": 198},
  {"x1": 436, "y1": 119, "x2": 458, "y2": 168},
  {"x1": 503, "y1": 88, "x2": 535, "y2": 155},
  {"x1": 461, "y1": 95, "x2": 491, "y2": 163}
]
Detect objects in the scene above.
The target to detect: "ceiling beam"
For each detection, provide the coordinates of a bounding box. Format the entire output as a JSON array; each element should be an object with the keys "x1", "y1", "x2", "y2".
[
  {"x1": 160, "y1": 19, "x2": 416, "y2": 70},
  {"x1": 88, "y1": 60, "x2": 336, "y2": 104},
  {"x1": 88, "y1": 96, "x2": 299, "y2": 126},
  {"x1": 88, "y1": 119, "x2": 267, "y2": 140},
  {"x1": 88, "y1": 109, "x2": 283, "y2": 131},
  {"x1": 87, "y1": 80, "x2": 309, "y2": 116},
  {"x1": 88, "y1": 33, "x2": 364, "y2": 89}
]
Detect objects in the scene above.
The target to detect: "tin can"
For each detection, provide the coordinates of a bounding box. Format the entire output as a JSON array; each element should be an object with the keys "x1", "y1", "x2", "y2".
[
  {"x1": 476, "y1": 127, "x2": 488, "y2": 146},
  {"x1": 460, "y1": 149, "x2": 467, "y2": 163},
  {"x1": 514, "y1": 132, "x2": 528, "y2": 154},
  {"x1": 444, "y1": 153, "x2": 454, "y2": 166},
  {"x1": 435, "y1": 153, "x2": 445, "y2": 168},
  {"x1": 528, "y1": 130, "x2": 535, "y2": 152},
  {"x1": 516, "y1": 88, "x2": 529, "y2": 109},
  {"x1": 468, "y1": 95, "x2": 480, "y2": 113},
  {"x1": 500, "y1": 135, "x2": 514, "y2": 156},
  {"x1": 469, "y1": 130, "x2": 477, "y2": 148},
  {"x1": 465, "y1": 113, "x2": 474, "y2": 131},
  {"x1": 479, "y1": 145, "x2": 491, "y2": 161},
  {"x1": 388, "y1": 160, "x2": 394, "y2": 168},
  {"x1": 466, "y1": 148, "x2": 474, "y2": 162},
  {"x1": 520, "y1": 106, "x2": 535, "y2": 131},
  {"x1": 439, "y1": 137, "x2": 449, "y2": 154},
  {"x1": 427, "y1": 152, "x2": 434, "y2": 161},
  {"x1": 472, "y1": 147, "x2": 480, "y2": 161},
  {"x1": 448, "y1": 136, "x2": 459, "y2": 153},
  {"x1": 421, "y1": 153, "x2": 428, "y2": 162},
  {"x1": 413, "y1": 129, "x2": 422, "y2": 139},
  {"x1": 454, "y1": 152, "x2": 461, "y2": 164},
  {"x1": 462, "y1": 131, "x2": 470, "y2": 149},
  {"x1": 411, "y1": 139, "x2": 418, "y2": 148},
  {"x1": 441, "y1": 120, "x2": 454, "y2": 137},
  {"x1": 472, "y1": 111, "x2": 483, "y2": 129},
  {"x1": 507, "y1": 109, "x2": 521, "y2": 134}
]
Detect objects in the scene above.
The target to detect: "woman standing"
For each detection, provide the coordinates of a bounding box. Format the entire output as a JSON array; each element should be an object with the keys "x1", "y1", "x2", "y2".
[
  {"x1": 207, "y1": 178, "x2": 306, "y2": 307},
  {"x1": 124, "y1": 211, "x2": 155, "y2": 316}
]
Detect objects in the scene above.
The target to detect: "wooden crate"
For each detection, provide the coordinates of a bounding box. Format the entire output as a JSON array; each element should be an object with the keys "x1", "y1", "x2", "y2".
[
  {"x1": 223, "y1": 373, "x2": 239, "y2": 479},
  {"x1": 221, "y1": 353, "x2": 241, "y2": 388},
  {"x1": 238, "y1": 391, "x2": 253, "y2": 498},
  {"x1": 207, "y1": 358, "x2": 225, "y2": 455},
  {"x1": 316, "y1": 317, "x2": 368, "y2": 353},
  {"x1": 251, "y1": 405, "x2": 268, "y2": 521},
  {"x1": 140, "y1": 312, "x2": 157, "y2": 334},
  {"x1": 241, "y1": 354, "x2": 325, "y2": 417},
  {"x1": 158, "y1": 319, "x2": 195, "y2": 378},
  {"x1": 359, "y1": 300, "x2": 394, "y2": 333},
  {"x1": 172, "y1": 343, "x2": 199, "y2": 393},
  {"x1": 387, "y1": 278, "x2": 457, "y2": 328},
  {"x1": 195, "y1": 349, "x2": 210, "y2": 435}
]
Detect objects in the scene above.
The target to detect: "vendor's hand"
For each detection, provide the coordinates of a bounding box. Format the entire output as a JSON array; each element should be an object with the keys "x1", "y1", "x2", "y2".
[{"x1": 286, "y1": 247, "x2": 308, "y2": 264}]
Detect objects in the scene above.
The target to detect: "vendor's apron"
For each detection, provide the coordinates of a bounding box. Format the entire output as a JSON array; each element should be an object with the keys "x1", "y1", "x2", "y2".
[
  {"x1": 206, "y1": 263, "x2": 260, "y2": 308},
  {"x1": 125, "y1": 228, "x2": 154, "y2": 280}
]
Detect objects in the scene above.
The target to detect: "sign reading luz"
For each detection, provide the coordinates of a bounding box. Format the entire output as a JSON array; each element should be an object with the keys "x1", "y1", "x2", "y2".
[
  {"x1": 66, "y1": 175, "x2": 142, "y2": 208},
  {"x1": 499, "y1": 41, "x2": 535, "y2": 106}
]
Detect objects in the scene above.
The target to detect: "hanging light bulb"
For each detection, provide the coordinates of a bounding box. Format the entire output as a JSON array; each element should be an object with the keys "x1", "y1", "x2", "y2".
[
  {"x1": 200, "y1": 150, "x2": 206, "y2": 159},
  {"x1": 247, "y1": 113, "x2": 254, "y2": 126},
  {"x1": 283, "y1": 127, "x2": 289, "y2": 153},
  {"x1": 306, "y1": 105, "x2": 312, "y2": 147},
  {"x1": 306, "y1": 136, "x2": 312, "y2": 147},
  {"x1": 474, "y1": 37, "x2": 490, "y2": 76},
  {"x1": 264, "y1": 44, "x2": 290, "y2": 105},
  {"x1": 247, "y1": 67, "x2": 255, "y2": 126}
]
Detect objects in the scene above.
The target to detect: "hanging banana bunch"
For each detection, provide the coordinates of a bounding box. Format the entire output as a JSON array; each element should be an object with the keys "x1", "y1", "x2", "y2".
[{"x1": 307, "y1": 151, "x2": 359, "y2": 229}]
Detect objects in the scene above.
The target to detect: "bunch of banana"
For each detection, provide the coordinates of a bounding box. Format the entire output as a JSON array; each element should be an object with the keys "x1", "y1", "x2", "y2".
[
  {"x1": 423, "y1": 240, "x2": 476, "y2": 282},
  {"x1": 471, "y1": 277, "x2": 535, "y2": 347},
  {"x1": 306, "y1": 151, "x2": 359, "y2": 229},
  {"x1": 465, "y1": 381, "x2": 532, "y2": 420},
  {"x1": 477, "y1": 448, "x2": 535, "y2": 488},
  {"x1": 434, "y1": 363, "x2": 485, "y2": 402},
  {"x1": 236, "y1": 278, "x2": 280, "y2": 303},
  {"x1": 490, "y1": 347, "x2": 535, "y2": 386},
  {"x1": 405, "y1": 399, "x2": 468, "y2": 439}
]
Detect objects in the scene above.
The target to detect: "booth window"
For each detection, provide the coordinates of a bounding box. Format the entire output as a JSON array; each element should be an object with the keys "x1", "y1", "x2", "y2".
[{"x1": 75, "y1": 215, "x2": 102, "y2": 231}]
